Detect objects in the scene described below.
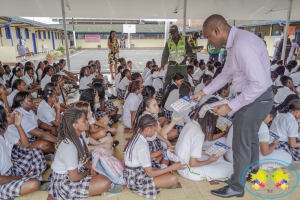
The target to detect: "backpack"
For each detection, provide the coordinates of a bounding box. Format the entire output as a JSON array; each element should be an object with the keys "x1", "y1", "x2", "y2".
[{"x1": 92, "y1": 148, "x2": 125, "y2": 185}]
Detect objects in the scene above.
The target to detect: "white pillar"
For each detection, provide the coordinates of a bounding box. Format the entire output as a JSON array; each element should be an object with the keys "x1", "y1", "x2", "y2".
[
  {"x1": 164, "y1": 19, "x2": 169, "y2": 44},
  {"x1": 73, "y1": 31, "x2": 76, "y2": 47},
  {"x1": 61, "y1": 0, "x2": 71, "y2": 71},
  {"x1": 182, "y1": 0, "x2": 187, "y2": 36},
  {"x1": 281, "y1": 0, "x2": 293, "y2": 61}
]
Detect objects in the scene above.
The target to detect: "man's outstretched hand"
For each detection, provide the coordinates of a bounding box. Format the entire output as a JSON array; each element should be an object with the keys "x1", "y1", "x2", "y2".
[
  {"x1": 212, "y1": 104, "x2": 232, "y2": 116},
  {"x1": 192, "y1": 90, "x2": 206, "y2": 101}
]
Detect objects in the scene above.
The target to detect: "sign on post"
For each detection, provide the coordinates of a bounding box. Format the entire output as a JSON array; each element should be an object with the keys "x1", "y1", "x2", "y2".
[{"x1": 85, "y1": 35, "x2": 101, "y2": 42}]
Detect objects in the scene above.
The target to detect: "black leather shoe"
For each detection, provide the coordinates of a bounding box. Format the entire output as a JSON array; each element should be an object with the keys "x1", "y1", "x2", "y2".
[
  {"x1": 211, "y1": 185, "x2": 244, "y2": 198},
  {"x1": 108, "y1": 95, "x2": 117, "y2": 99}
]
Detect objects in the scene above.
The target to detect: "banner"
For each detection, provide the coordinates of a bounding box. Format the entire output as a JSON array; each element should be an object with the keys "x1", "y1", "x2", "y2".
[
  {"x1": 85, "y1": 35, "x2": 101, "y2": 42},
  {"x1": 288, "y1": 26, "x2": 296, "y2": 36}
]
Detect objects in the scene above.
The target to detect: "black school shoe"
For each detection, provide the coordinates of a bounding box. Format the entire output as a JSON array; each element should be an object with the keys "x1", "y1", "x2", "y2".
[
  {"x1": 107, "y1": 83, "x2": 113, "y2": 87},
  {"x1": 112, "y1": 114, "x2": 122, "y2": 123},
  {"x1": 108, "y1": 95, "x2": 117, "y2": 99},
  {"x1": 211, "y1": 185, "x2": 244, "y2": 198},
  {"x1": 112, "y1": 140, "x2": 119, "y2": 149}
]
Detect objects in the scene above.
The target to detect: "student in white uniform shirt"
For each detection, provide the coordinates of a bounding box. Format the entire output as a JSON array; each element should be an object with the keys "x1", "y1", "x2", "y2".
[
  {"x1": 123, "y1": 80, "x2": 143, "y2": 132},
  {"x1": 3, "y1": 65, "x2": 11, "y2": 84},
  {"x1": 273, "y1": 66, "x2": 285, "y2": 87},
  {"x1": 0, "y1": 66, "x2": 7, "y2": 87},
  {"x1": 187, "y1": 65, "x2": 195, "y2": 92},
  {"x1": 48, "y1": 108, "x2": 116, "y2": 200},
  {"x1": 142, "y1": 61, "x2": 152, "y2": 80},
  {"x1": 124, "y1": 114, "x2": 185, "y2": 199},
  {"x1": 145, "y1": 64, "x2": 158, "y2": 81},
  {"x1": 152, "y1": 73, "x2": 164, "y2": 101},
  {"x1": 35, "y1": 61, "x2": 45, "y2": 81},
  {"x1": 271, "y1": 99, "x2": 300, "y2": 161},
  {"x1": 7, "y1": 79, "x2": 27, "y2": 107},
  {"x1": 0, "y1": 106, "x2": 48, "y2": 199},
  {"x1": 274, "y1": 76, "x2": 297, "y2": 104},
  {"x1": 79, "y1": 66, "x2": 93, "y2": 90},
  {"x1": 284, "y1": 64, "x2": 294, "y2": 76},
  {"x1": 270, "y1": 60, "x2": 283, "y2": 71},
  {"x1": 49, "y1": 76, "x2": 71, "y2": 111},
  {"x1": 194, "y1": 74, "x2": 213, "y2": 95},
  {"x1": 290, "y1": 70, "x2": 300, "y2": 87},
  {"x1": 115, "y1": 65, "x2": 124, "y2": 89},
  {"x1": 37, "y1": 88, "x2": 61, "y2": 127},
  {"x1": 193, "y1": 60, "x2": 206, "y2": 86},
  {"x1": 175, "y1": 98, "x2": 233, "y2": 181},
  {"x1": 205, "y1": 64, "x2": 215, "y2": 77},
  {"x1": 22, "y1": 67, "x2": 40, "y2": 98},
  {"x1": 144, "y1": 69, "x2": 155, "y2": 87},
  {"x1": 0, "y1": 83, "x2": 10, "y2": 112},
  {"x1": 9, "y1": 67, "x2": 23, "y2": 88},
  {"x1": 40, "y1": 66, "x2": 53, "y2": 90},
  {"x1": 117, "y1": 69, "x2": 131, "y2": 100}
]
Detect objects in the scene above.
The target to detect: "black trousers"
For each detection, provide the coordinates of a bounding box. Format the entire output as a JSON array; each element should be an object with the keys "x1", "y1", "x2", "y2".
[{"x1": 228, "y1": 87, "x2": 273, "y2": 192}]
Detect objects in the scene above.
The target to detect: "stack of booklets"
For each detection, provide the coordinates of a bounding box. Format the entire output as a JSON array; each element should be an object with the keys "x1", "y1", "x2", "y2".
[{"x1": 205, "y1": 141, "x2": 230, "y2": 157}]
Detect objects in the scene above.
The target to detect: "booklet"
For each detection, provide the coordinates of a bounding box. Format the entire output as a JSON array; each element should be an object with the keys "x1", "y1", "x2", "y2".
[
  {"x1": 216, "y1": 115, "x2": 232, "y2": 132},
  {"x1": 170, "y1": 96, "x2": 199, "y2": 112},
  {"x1": 163, "y1": 149, "x2": 181, "y2": 162},
  {"x1": 269, "y1": 131, "x2": 280, "y2": 143},
  {"x1": 205, "y1": 141, "x2": 230, "y2": 157}
]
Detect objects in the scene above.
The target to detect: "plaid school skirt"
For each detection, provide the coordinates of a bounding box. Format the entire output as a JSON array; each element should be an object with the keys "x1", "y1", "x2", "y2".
[
  {"x1": 117, "y1": 88, "x2": 126, "y2": 100},
  {"x1": 124, "y1": 159, "x2": 161, "y2": 199},
  {"x1": 95, "y1": 110, "x2": 114, "y2": 126},
  {"x1": 147, "y1": 138, "x2": 163, "y2": 153},
  {"x1": 105, "y1": 100, "x2": 115, "y2": 112},
  {"x1": 276, "y1": 138, "x2": 300, "y2": 161},
  {"x1": 173, "y1": 125, "x2": 184, "y2": 134},
  {"x1": 162, "y1": 108, "x2": 173, "y2": 122},
  {"x1": 11, "y1": 136, "x2": 36, "y2": 161},
  {"x1": 18, "y1": 45, "x2": 26, "y2": 56},
  {"x1": 48, "y1": 171, "x2": 93, "y2": 200},
  {"x1": 155, "y1": 92, "x2": 163, "y2": 102},
  {"x1": 0, "y1": 148, "x2": 46, "y2": 200}
]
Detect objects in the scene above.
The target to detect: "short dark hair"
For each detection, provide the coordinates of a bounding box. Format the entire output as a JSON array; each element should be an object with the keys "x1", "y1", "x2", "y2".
[
  {"x1": 179, "y1": 84, "x2": 191, "y2": 98},
  {"x1": 12, "y1": 91, "x2": 30, "y2": 109},
  {"x1": 131, "y1": 72, "x2": 141, "y2": 81},
  {"x1": 280, "y1": 75, "x2": 292, "y2": 86},
  {"x1": 187, "y1": 65, "x2": 194, "y2": 72}
]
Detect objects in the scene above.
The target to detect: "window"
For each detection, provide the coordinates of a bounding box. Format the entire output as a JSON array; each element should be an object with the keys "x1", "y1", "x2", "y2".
[
  {"x1": 43, "y1": 31, "x2": 46, "y2": 39},
  {"x1": 55, "y1": 32, "x2": 57, "y2": 39},
  {"x1": 48, "y1": 31, "x2": 50, "y2": 39},
  {"x1": 38, "y1": 30, "x2": 41, "y2": 39},
  {"x1": 25, "y1": 28, "x2": 29, "y2": 39},
  {"x1": 58, "y1": 33, "x2": 60, "y2": 39},
  {"x1": 15, "y1": 27, "x2": 21, "y2": 39},
  {"x1": 5, "y1": 26, "x2": 11, "y2": 39}
]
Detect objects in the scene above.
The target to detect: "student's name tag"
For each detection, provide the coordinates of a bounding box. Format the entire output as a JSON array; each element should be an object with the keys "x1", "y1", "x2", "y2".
[
  {"x1": 205, "y1": 141, "x2": 230, "y2": 157},
  {"x1": 269, "y1": 131, "x2": 280, "y2": 143}
]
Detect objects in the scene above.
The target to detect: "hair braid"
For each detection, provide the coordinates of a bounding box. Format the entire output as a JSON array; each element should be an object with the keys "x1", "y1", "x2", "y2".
[
  {"x1": 125, "y1": 80, "x2": 140, "y2": 100},
  {"x1": 55, "y1": 108, "x2": 89, "y2": 165},
  {"x1": 124, "y1": 114, "x2": 157, "y2": 162}
]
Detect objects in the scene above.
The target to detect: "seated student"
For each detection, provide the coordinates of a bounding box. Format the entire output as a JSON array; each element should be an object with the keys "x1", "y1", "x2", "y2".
[
  {"x1": 115, "y1": 65, "x2": 124, "y2": 89},
  {"x1": 142, "y1": 61, "x2": 153, "y2": 80},
  {"x1": 274, "y1": 66, "x2": 285, "y2": 87},
  {"x1": 144, "y1": 69, "x2": 156, "y2": 87},
  {"x1": 22, "y1": 66, "x2": 40, "y2": 98},
  {"x1": 37, "y1": 88, "x2": 60, "y2": 129},
  {"x1": 127, "y1": 60, "x2": 133, "y2": 71},
  {"x1": 47, "y1": 108, "x2": 122, "y2": 200},
  {"x1": 205, "y1": 64, "x2": 215, "y2": 77},
  {"x1": 161, "y1": 72, "x2": 184, "y2": 110},
  {"x1": 142, "y1": 85, "x2": 157, "y2": 100},
  {"x1": 145, "y1": 64, "x2": 158, "y2": 81},
  {"x1": 57, "y1": 63, "x2": 77, "y2": 86},
  {"x1": 0, "y1": 83, "x2": 10, "y2": 112},
  {"x1": 117, "y1": 69, "x2": 131, "y2": 100},
  {"x1": 152, "y1": 73, "x2": 164, "y2": 101},
  {"x1": 124, "y1": 114, "x2": 185, "y2": 199},
  {"x1": 0, "y1": 106, "x2": 49, "y2": 199},
  {"x1": 36, "y1": 61, "x2": 45, "y2": 81},
  {"x1": 277, "y1": 94, "x2": 300, "y2": 113},
  {"x1": 0, "y1": 66, "x2": 7, "y2": 87},
  {"x1": 9, "y1": 67, "x2": 23, "y2": 88},
  {"x1": 271, "y1": 71, "x2": 279, "y2": 85},
  {"x1": 187, "y1": 65, "x2": 195, "y2": 92},
  {"x1": 7, "y1": 79, "x2": 27, "y2": 107},
  {"x1": 213, "y1": 65, "x2": 223, "y2": 79},
  {"x1": 50, "y1": 76, "x2": 71, "y2": 110},
  {"x1": 118, "y1": 57, "x2": 127, "y2": 68},
  {"x1": 59, "y1": 59, "x2": 79, "y2": 81},
  {"x1": 173, "y1": 84, "x2": 192, "y2": 134},
  {"x1": 79, "y1": 66, "x2": 92, "y2": 90},
  {"x1": 214, "y1": 83, "x2": 230, "y2": 100},
  {"x1": 193, "y1": 60, "x2": 206, "y2": 86},
  {"x1": 79, "y1": 88, "x2": 115, "y2": 127},
  {"x1": 40, "y1": 66, "x2": 53, "y2": 91},
  {"x1": 270, "y1": 60, "x2": 283, "y2": 71},
  {"x1": 15, "y1": 62, "x2": 24, "y2": 74},
  {"x1": 123, "y1": 81, "x2": 143, "y2": 132},
  {"x1": 73, "y1": 101, "x2": 117, "y2": 154},
  {"x1": 290, "y1": 67, "x2": 300, "y2": 87},
  {"x1": 284, "y1": 64, "x2": 294, "y2": 76},
  {"x1": 87, "y1": 65, "x2": 95, "y2": 82},
  {"x1": 271, "y1": 99, "x2": 300, "y2": 161},
  {"x1": 175, "y1": 98, "x2": 233, "y2": 181},
  {"x1": 3, "y1": 65, "x2": 12, "y2": 85},
  {"x1": 5, "y1": 92, "x2": 56, "y2": 161},
  {"x1": 194, "y1": 74, "x2": 213, "y2": 94},
  {"x1": 274, "y1": 76, "x2": 297, "y2": 104},
  {"x1": 43, "y1": 60, "x2": 49, "y2": 68},
  {"x1": 289, "y1": 60, "x2": 299, "y2": 74},
  {"x1": 124, "y1": 72, "x2": 143, "y2": 100}
]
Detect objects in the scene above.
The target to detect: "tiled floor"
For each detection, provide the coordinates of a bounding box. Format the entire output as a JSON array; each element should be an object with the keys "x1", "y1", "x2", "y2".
[{"x1": 15, "y1": 79, "x2": 300, "y2": 200}]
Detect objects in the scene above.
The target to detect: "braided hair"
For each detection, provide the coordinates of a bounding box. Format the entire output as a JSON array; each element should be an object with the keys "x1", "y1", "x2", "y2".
[
  {"x1": 142, "y1": 85, "x2": 156, "y2": 99},
  {"x1": 125, "y1": 80, "x2": 141, "y2": 100},
  {"x1": 41, "y1": 66, "x2": 52, "y2": 80},
  {"x1": 73, "y1": 101, "x2": 92, "y2": 138},
  {"x1": 79, "y1": 88, "x2": 96, "y2": 115},
  {"x1": 124, "y1": 114, "x2": 157, "y2": 161},
  {"x1": 79, "y1": 66, "x2": 88, "y2": 80},
  {"x1": 55, "y1": 108, "x2": 89, "y2": 165},
  {"x1": 51, "y1": 75, "x2": 66, "y2": 104},
  {"x1": 133, "y1": 97, "x2": 155, "y2": 129},
  {"x1": 9, "y1": 67, "x2": 22, "y2": 87},
  {"x1": 189, "y1": 97, "x2": 219, "y2": 140},
  {"x1": 281, "y1": 99, "x2": 300, "y2": 113},
  {"x1": 42, "y1": 88, "x2": 55, "y2": 102},
  {"x1": 120, "y1": 69, "x2": 130, "y2": 82}
]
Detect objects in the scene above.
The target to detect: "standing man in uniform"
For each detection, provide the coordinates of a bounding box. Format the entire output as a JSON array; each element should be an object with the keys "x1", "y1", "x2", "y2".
[
  {"x1": 193, "y1": 14, "x2": 273, "y2": 198},
  {"x1": 189, "y1": 32, "x2": 204, "y2": 60},
  {"x1": 161, "y1": 25, "x2": 193, "y2": 92},
  {"x1": 219, "y1": 44, "x2": 227, "y2": 63},
  {"x1": 207, "y1": 43, "x2": 220, "y2": 62}
]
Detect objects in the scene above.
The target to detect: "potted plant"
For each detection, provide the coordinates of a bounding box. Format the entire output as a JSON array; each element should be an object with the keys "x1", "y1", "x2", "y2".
[
  {"x1": 52, "y1": 50, "x2": 62, "y2": 60},
  {"x1": 78, "y1": 46, "x2": 82, "y2": 51},
  {"x1": 57, "y1": 45, "x2": 66, "y2": 54},
  {"x1": 46, "y1": 53, "x2": 53, "y2": 63},
  {"x1": 70, "y1": 49, "x2": 74, "y2": 54},
  {"x1": 97, "y1": 44, "x2": 101, "y2": 50}
]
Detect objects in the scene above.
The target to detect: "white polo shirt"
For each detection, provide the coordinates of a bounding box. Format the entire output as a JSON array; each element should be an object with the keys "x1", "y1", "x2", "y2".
[
  {"x1": 290, "y1": 71, "x2": 300, "y2": 87},
  {"x1": 270, "y1": 112, "x2": 299, "y2": 142},
  {"x1": 164, "y1": 89, "x2": 179, "y2": 111},
  {"x1": 41, "y1": 74, "x2": 52, "y2": 90},
  {"x1": 79, "y1": 76, "x2": 92, "y2": 90},
  {"x1": 22, "y1": 73, "x2": 33, "y2": 86},
  {"x1": 142, "y1": 68, "x2": 150, "y2": 80},
  {"x1": 123, "y1": 93, "x2": 142, "y2": 128},
  {"x1": 0, "y1": 133, "x2": 19, "y2": 175},
  {"x1": 37, "y1": 99, "x2": 56, "y2": 126},
  {"x1": 193, "y1": 69, "x2": 205, "y2": 81},
  {"x1": 7, "y1": 90, "x2": 18, "y2": 107},
  {"x1": 152, "y1": 78, "x2": 163, "y2": 92},
  {"x1": 115, "y1": 73, "x2": 121, "y2": 89},
  {"x1": 274, "y1": 86, "x2": 294, "y2": 104},
  {"x1": 118, "y1": 77, "x2": 130, "y2": 90},
  {"x1": 5, "y1": 107, "x2": 38, "y2": 139}
]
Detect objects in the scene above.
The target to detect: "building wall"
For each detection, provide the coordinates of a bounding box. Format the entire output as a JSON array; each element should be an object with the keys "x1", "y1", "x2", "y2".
[
  {"x1": 0, "y1": 26, "x2": 62, "y2": 55},
  {"x1": 76, "y1": 39, "x2": 166, "y2": 48}
]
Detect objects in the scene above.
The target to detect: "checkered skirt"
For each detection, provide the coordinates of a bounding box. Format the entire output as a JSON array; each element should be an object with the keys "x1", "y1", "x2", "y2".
[
  {"x1": 124, "y1": 159, "x2": 161, "y2": 199},
  {"x1": 147, "y1": 138, "x2": 164, "y2": 153},
  {"x1": 162, "y1": 108, "x2": 173, "y2": 122},
  {"x1": 0, "y1": 148, "x2": 46, "y2": 200},
  {"x1": 117, "y1": 88, "x2": 126, "y2": 100},
  {"x1": 48, "y1": 171, "x2": 92, "y2": 200},
  {"x1": 276, "y1": 138, "x2": 300, "y2": 161},
  {"x1": 105, "y1": 100, "x2": 115, "y2": 111},
  {"x1": 173, "y1": 125, "x2": 184, "y2": 134},
  {"x1": 18, "y1": 46, "x2": 26, "y2": 56},
  {"x1": 95, "y1": 110, "x2": 114, "y2": 126},
  {"x1": 11, "y1": 136, "x2": 36, "y2": 161},
  {"x1": 155, "y1": 92, "x2": 163, "y2": 102}
]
